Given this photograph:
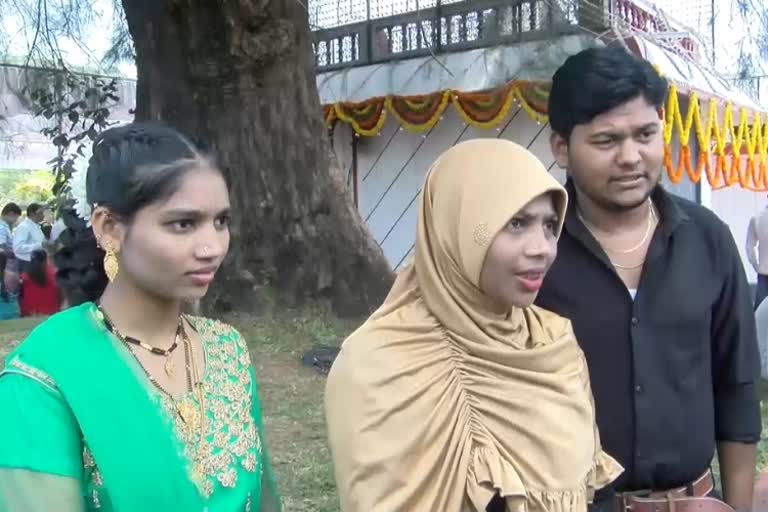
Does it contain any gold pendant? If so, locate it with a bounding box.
[191,465,206,490]
[176,399,200,431]
[164,357,175,377]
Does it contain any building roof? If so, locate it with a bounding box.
[316,32,762,112]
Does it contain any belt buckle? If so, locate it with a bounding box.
[618,489,649,512]
[619,496,634,511]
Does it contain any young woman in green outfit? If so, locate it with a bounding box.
[0,123,280,512]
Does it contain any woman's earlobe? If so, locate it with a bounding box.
[90,208,123,256]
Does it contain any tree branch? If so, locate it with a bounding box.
[1,0,132,72]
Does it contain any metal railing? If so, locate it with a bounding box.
[312,0,579,71]
[310,0,703,71]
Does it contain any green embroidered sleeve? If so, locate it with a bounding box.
[0,360,86,511]
[0,360,83,478]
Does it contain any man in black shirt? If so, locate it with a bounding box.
[535,46,762,512]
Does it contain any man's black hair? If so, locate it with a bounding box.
[27,203,43,217]
[548,45,668,140]
[1,203,20,216]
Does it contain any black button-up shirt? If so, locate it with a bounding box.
[535,180,762,495]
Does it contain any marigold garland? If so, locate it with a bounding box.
[663,85,768,190]
[514,82,549,123]
[324,81,549,133]
[334,98,387,137]
[453,83,519,129]
[323,105,336,126]
[323,79,768,191]
[385,91,451,133]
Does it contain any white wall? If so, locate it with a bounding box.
[347,106,560,270]
[696,151,764,284]
[709,182,765,284]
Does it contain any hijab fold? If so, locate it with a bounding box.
[326,139,622,512]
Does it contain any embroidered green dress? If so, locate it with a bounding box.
[0,303,281,512]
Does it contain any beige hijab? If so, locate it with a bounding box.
[325,139,622,512]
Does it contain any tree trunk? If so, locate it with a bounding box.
[121,0,394,316]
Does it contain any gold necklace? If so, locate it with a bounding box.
[186,323,205,442]
[610,259,646,270]
[96,304,181,377]
[96,303,206,479]
[178,321,208,484]
[578,201,655,254]
[606,207,657,270]
[174,320,202,433]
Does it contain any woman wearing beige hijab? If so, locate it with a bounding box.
[325,139,622,512]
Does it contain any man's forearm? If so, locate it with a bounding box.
[718,441,757,511]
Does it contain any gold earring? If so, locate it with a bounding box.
[103,244,119,282]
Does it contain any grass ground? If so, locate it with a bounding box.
[229,310,358,512]
[0,312,766,511]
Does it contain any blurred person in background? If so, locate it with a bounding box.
[0,252,20,320]
[746,197,768,309]
[0,203,22,274]
[13,203,46,273]
[20,249,60,317]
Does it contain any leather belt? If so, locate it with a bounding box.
[612,471,732,512]
[617,497,733,512]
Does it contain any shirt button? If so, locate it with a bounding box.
[631,317,639,326]
[635,384,643,394]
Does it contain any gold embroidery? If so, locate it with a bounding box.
[159,318,263,498]
[83,446,103,508]
[82,448,94,467]
[219,467,237,487]
[473,222,492,246]
[242,452,257,472]
[201,478,214,499]
[6,359,58,392]
[177,397,202,433]
[245,494,252,512]
[76,319,262,502]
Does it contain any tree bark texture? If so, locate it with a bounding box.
[121,0,394,316]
